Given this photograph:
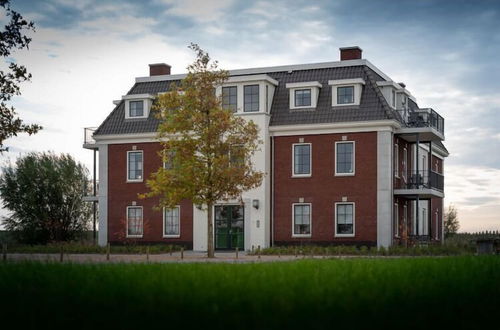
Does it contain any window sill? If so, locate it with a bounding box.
[127,179,144,183]
[335,173,355,177]
[292,234,312,238]
[335,234,355,238]
[292,174,312,178]
[126,235,143,238]
[163,235,181,238]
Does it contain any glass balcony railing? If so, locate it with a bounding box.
[404,108,444,135]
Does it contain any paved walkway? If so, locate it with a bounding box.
[3,251,312,263]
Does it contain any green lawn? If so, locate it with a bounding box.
[1,257,499,329]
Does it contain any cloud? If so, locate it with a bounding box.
[158,0,235,22]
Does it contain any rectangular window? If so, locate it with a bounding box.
[129,100,144,117]
[403,204,408,237]
[336,203,354,236]
[335,141,355,175]
[244,85,259,112]
[435,211,439,240]
[394,143,399,177]
[127,206,143,237]
[164,206,180,237]
[294,89,311,107]
[394,203,399,237]
[293,204,311,236]
[229,145,245,167]
[403,147,407,181]
[222,86,237,112]
[293,143,311,176]
[337,86,354,104]
[163,150,175,170]
[127,151,143,181]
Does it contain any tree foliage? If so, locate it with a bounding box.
[0,152,92,243]
[141,43,264,257]
[444,204,459,237]
[0,0,41,152]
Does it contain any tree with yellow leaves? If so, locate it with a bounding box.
[141,44,264,258]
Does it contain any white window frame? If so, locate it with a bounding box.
[286,81,322,109]
[292,203,312,238]
[394,143,399,178]
[394,203,399,237]
[126,206,143,238]
[403,204,408,237]
[329,78,365,107]
[334,141,355,176]
[334,202,355,237]
[127,150,143,183]
[163,206,181,238]
[123,94,154,119]
[292,143,312,178]
[435,210,439,240]
[402,147,408,182]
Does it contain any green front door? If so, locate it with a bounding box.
[215,205,244,250]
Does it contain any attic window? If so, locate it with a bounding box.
[337,86,354,104]
[122,94,154,119]
[295,89,311,107]
[328,78,365,107]
[286,81,322,110]
[129,101,144,117]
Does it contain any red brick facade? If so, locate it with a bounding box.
[107,142,193,248]
[273,132,378,246]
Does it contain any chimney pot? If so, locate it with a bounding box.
[149,63,171,76]
[339,46,363,60]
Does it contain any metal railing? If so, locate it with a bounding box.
[402,108,444,135]
[400,170,444,191]
[84,127,97,145]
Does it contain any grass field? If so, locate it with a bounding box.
[1,257,499,329]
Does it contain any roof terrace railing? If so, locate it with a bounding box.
[405,108,444,135]
[84,127,97,145]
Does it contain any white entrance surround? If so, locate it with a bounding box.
[97,144,108,246]
[192,113,271,252]
[377,130,393,248]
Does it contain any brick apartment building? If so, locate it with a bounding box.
[83,46,448,250]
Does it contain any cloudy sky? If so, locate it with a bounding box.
[1,0,499,232]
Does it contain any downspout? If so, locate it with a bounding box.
[428,140,432,240]
[270,135,275,247]
[93,148,97,244]
[415,133,419,237]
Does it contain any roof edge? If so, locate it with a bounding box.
[135,59,392,83]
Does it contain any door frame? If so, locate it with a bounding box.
[213,203,245,250]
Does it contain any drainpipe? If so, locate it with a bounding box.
[270,136,275,247]
[93,149,97,244]
[415,133,419,237]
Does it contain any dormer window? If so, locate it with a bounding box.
[329,78,365,107]
[337,86,354,104]
[286,81,322,110]
[122,94,154,119]
[129,100,144,117]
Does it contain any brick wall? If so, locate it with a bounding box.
[107,142,193,247]
[273,132,378,246]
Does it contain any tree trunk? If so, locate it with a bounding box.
[207,202,215,258]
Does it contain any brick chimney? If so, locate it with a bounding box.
[339,46,363,60]
[149,63,171,76]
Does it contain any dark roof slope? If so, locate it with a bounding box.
[95,64,398,136]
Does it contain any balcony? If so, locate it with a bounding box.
[394,170,444,198]
[83,179,99,202]
[83,127,98,149]
[397,108,445,142]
